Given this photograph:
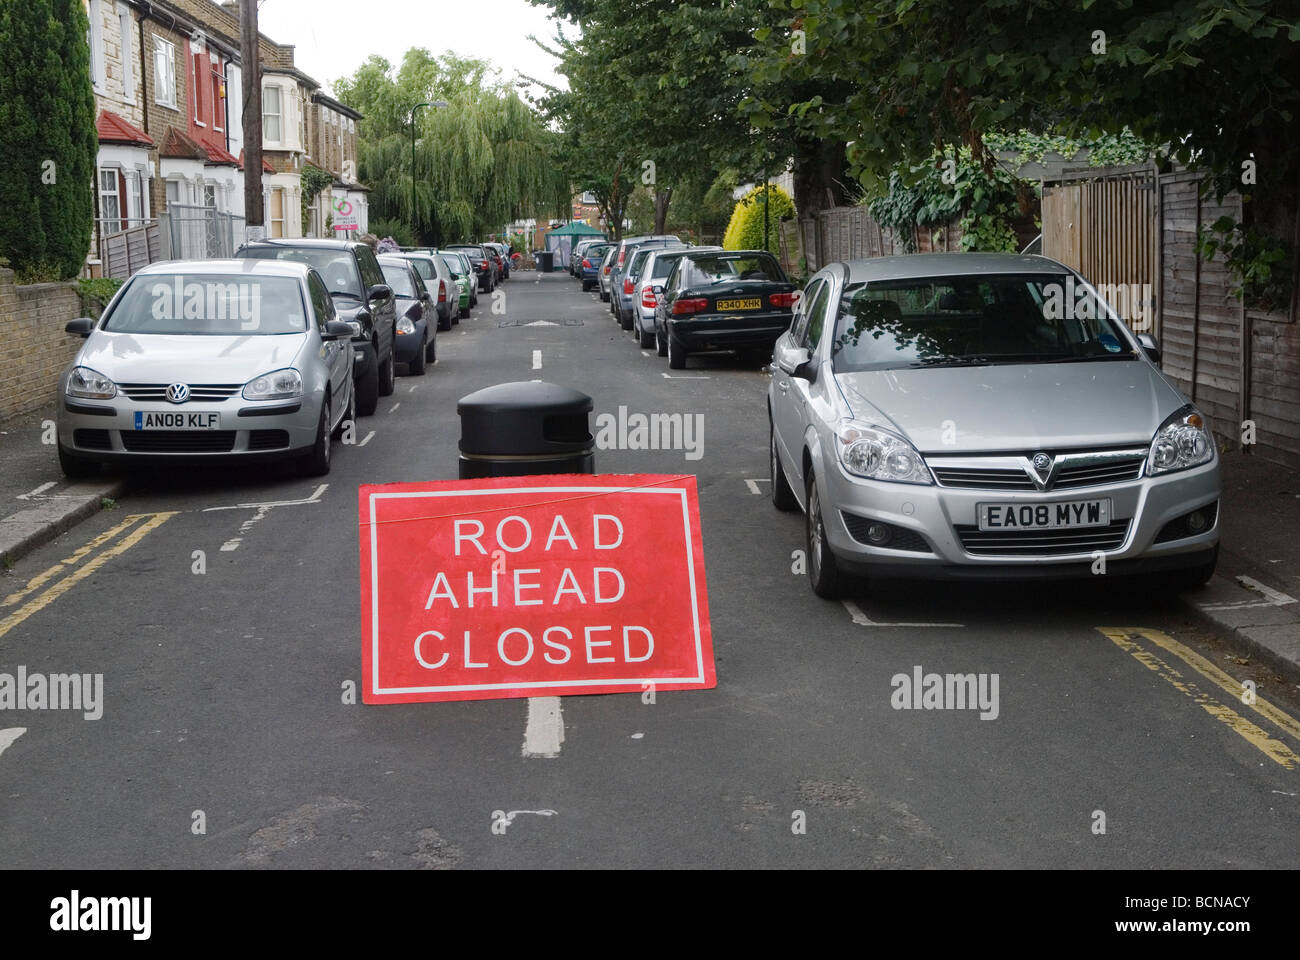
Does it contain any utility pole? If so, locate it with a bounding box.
[240,0,264,240]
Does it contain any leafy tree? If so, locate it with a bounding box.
[723,183,794,253]
[0,0,96,280]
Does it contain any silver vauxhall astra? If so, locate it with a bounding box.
[57,259,356,478]
[768,254,1221,598]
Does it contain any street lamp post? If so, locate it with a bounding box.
[410,100,448,239]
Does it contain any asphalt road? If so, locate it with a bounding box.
[2,271,1298,869]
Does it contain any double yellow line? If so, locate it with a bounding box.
[1098,627,1300,769]
[0,512,176,641]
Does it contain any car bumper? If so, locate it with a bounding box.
[816,453,1221,579]
[393,322,428,365]
[57,395,321,461]
[669,314,790,351]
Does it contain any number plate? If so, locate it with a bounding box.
[134,411,221,431]
[716,298,761,311]
[977,499,1111,531]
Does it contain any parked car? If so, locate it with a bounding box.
[655,249,795,367]
[489,242,511,280]
[446,244,496,292]
[767,253,1221,598]
[609,235,680,322]
[614,238,685,328]
[398,251,457,330]
[236,238,396,416]
[579,242,613,291]
[597,246,617,302]
[436,251,474,317]
[630,245,717,347]
[57,259,355,478]
[377,256,436,374]
[572,238,605,277]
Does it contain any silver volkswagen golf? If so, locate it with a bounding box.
[57,259,356,478]
[768,254,1221,597]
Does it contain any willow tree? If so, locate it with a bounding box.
[339,52,567,244]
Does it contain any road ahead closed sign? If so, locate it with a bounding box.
[359,474,715,703]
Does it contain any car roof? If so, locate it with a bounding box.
[681,248,771,258]
[131,258,313,279]
[839,252,1071,283]
[377,254,415,267]
[240,238,360,251]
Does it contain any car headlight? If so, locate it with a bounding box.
[397,316,415,335]
[835,420,933,484]
[1147,405,1215,475]
[242,368,303,401]
[66,366,117,400]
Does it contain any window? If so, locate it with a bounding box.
[804,281,832,350]
[203,183,216,209]
[263,85,281,142]
[120,10,135,103]
[125,172,144,227]
[88,0,105,90]
[307,271,334,334]
[191,53,203,123]
[298,94,306,149]
[791,280,822,344]
[166,179,181,206]
[154,37,177,108]
[98,168,121,235]
[212,68,223,130]
[269,187,284,238]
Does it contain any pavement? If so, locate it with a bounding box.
[2,271,1299,869]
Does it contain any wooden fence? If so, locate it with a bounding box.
[98,221,162,279]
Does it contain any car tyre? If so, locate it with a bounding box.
[1163,545,1219,592]
[301,396,332,477]
[459,305,470,319]
[582,280,593,292]
[425,334,437,365]
[600,289,610,302]
[58,443,100,479]
[656,325,668,357]
[409,333,427,375]
[355,344,380,416]
[805,470,846,599]
[667,334,687,369]
[378,343,396,396]
[638,323,654,348]
[770,422,798,512]
[620,309,634,332]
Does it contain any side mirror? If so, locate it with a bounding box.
[652,285,664,295]
[1136,333,1161,365]
[367,283,392,302]
[775,340,816,382]
[323,320,355,341]
[65,317,95,338]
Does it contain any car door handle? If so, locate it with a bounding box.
[777,380,790,392]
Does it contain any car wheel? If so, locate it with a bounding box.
[805,470,846,599]
[620,309,634,332]
[301,396,332,477]
[355,345,380,416]
[378,344,395,396]
[451,310,459,327]
[770,421,798,512]
[426,335,437,365]
[459,305,470,319]
[600,289,610,302]
[638,323,654,348]
[667,335,687,369]
[333,381,355,440]
[57,443,100,479]
[409,334,427,375]
[439,312,452,331]
[656,325,668,357]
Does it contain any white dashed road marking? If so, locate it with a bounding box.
[744,479,769,495]
[532,349,542,370]
[662,373,710,380]
[0,728,26,760]
[842,599,964,628]
[358,430,375,447]
[389,403,400,413]
[16,482,57,500]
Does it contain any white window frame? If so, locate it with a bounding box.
[153,36,177,108]
[263,85,282,143]
[88,0,106,92]
[98,167,121,235]
[269,186,285,238]
[119,9,135,103]
[212,63,224,132]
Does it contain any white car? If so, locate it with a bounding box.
[57,259,356,478]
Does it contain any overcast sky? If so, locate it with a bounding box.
[255,0,571,98]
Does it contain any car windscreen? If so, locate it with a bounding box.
[628,249,652,277]
[585,244,612,262]
[406,257,436,281]
[239,247,362,298]
[830,273,1137,372]
[651,251,686,279]
[679,253,785,286]
[380,264,416,298]
[437,256,462,278]
[102,274,308,335]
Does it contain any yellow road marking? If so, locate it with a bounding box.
[1098,628,1300,770]
[2,514,148,608]
[0,512,176,642]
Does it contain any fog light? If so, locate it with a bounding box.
[1186,510,1208,534]
[866,522,892,545]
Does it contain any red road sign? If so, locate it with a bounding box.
[359,474,715,703]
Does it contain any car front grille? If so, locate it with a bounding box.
[954,520,1131,556]
[928,448,1148,491]
[119,383,241,401]
[73,429,113,450]
[119,430,236,453]
[248,429,290,451]
[931,467,1034,490]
